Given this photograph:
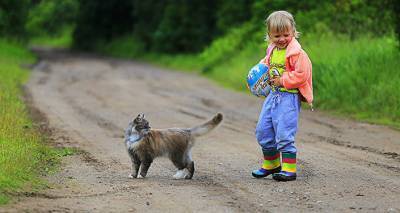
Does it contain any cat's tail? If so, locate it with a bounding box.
[190,113,223,137]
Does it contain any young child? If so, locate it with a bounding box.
[251,11,313,181]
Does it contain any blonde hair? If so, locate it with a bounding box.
[265,11,300,41]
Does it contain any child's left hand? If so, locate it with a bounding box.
[271,77,282,87]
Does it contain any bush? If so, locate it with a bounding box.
[25,0,78,37]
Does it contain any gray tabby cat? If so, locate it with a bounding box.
[124,113,223,179]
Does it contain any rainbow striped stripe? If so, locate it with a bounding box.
[262,150,280,170]
[281,153,296,173]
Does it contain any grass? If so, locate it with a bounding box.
[0,39,69,204]
[29,27,73,48]
[304,34,400,128]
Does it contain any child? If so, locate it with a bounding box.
[251,11,313,181]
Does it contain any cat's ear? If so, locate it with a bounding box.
[139,113,145,119]
[134,114,143,121]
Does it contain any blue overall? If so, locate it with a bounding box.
[255,90,300,154]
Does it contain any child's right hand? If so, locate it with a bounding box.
[271,76,282,87]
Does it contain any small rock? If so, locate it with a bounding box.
[146,201,150,206]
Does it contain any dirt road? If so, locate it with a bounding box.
[2,49,400,212]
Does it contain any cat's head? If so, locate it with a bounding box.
[130,113,151,135]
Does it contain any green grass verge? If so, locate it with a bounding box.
[0,39,71,205]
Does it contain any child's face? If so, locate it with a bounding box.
[269,29,293,49]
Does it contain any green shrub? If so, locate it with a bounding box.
[26,0,78,37]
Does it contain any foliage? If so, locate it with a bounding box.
[73,0,135,50]
[0,0,31,39]
[199,23,260,73]
[132,1,167,51]
[152,0,218,53]
[251,0,394,39]
[95,35,145,59]
[25,0,78,37]
[393,0,400,46]
[215,0,255,34]
[0,0,399,50]
[72,0,256,53]
[71,0,397,53]
[29,26,74,48]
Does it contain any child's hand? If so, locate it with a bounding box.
[271,76,282,87]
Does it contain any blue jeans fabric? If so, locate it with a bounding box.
[255,91,300,154]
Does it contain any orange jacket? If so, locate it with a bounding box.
[261,38,313,104]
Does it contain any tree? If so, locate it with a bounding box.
[152,0,218,53]
[0,0,31,39]
[73,0,135,50]
[215,0,254,34]
[133,1,167,50]
[393,0,400,46]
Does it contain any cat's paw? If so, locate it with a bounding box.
[128,174,136,179]
[173,169,189,179]
[137,174,144,179]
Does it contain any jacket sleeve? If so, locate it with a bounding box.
[280,50,312,89]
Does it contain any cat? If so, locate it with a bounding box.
[124,113,223,179]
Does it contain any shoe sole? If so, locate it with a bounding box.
[252,167,282,178]
[272,175,296,182]
[252,173,269,178]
